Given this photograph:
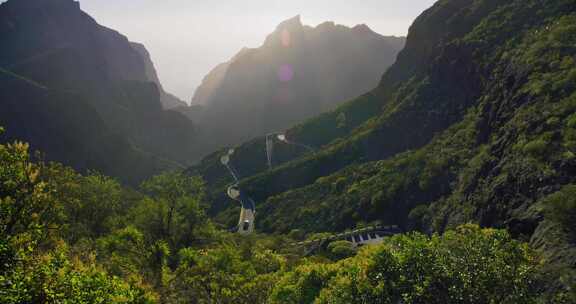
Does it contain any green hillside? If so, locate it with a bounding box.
[193,0,576,290]
[1,138,570,302]
[2,0,576,302]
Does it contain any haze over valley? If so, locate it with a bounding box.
[75,0,436,103]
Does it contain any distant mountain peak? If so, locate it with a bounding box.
[352,24,375,34]
[1,0,80,10]
[189,15,407,153]
[276,15,303,31]
[316,21,336,29]
[263,15,306,48]
[130,42,187,109]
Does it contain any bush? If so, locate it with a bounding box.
[544,185,576,240]
[523,139,548,158]
[327,241,356,260]
[566,114,576,129]
[271,225,541,304]
[408,204,431,230]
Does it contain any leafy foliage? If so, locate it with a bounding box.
[271,225,540,304]
[0,131,571,302]
[188,0,576,298]
[137,172,211,248]
[544,185,576,241]
[0,140,154,303]
[3,0,576,302]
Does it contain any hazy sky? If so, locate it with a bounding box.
[72,1,436,102]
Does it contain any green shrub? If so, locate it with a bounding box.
[566,114,576,128]
[327,241,356,260]
[547,117,561,127]
[544,185,576,240]
[523,139,549,157]
[271,225,541,304]
[408,204,431,230]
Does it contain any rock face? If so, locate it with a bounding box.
[186,16,405,154]
[131,42,187,109]
[0,0,197,184]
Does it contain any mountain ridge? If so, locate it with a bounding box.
[0,0,197,183]
[185,16,406,157]
[190,0,576,291]
[131,42,187,109]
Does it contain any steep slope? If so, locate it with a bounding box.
[0,69,170,185]
[190,61,230,106]
[186,16,405,154]
[250,0,576,232]
[131,42,187,109]
[190,3,490,211]
[192,0,576,288]
[0,0,198,182]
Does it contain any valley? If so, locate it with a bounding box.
[0,0,575,303]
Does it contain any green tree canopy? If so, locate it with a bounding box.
[271,225,540,304]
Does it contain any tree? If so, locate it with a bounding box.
[327,240,356,260]
[544,185,576,241]
[0,138,153,303]
[42,163,128,242]
[171,243,285,304]
[136,172,210,249]
[271,225,541,304]
[0,141,55,239]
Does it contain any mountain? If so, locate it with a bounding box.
[185,16,405,154]
[0,69,170,184]
[190,0,576,288]
[131,42,187,109]
[190,61,230,106]
[0,0,197,184]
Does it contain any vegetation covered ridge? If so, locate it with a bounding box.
[191,0,576,296]
[1,133,570,302]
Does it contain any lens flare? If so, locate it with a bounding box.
[277,64,294,82]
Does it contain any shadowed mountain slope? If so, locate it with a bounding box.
[131,42,187,109]
[0,0,197,183]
